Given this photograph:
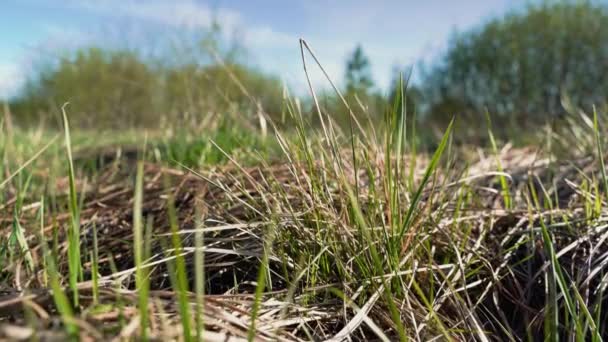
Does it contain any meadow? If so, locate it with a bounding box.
[2,71,608,341]
[2,2,608,339]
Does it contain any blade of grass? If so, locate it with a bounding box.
[11,213,34,272]
[62,103,81,307]
[396,118,454,247]
[133,160,149,340]
[91,223,99,305]
[164,179,192,342]
[486,111,512,209]
[248,217,279,341]
[0,135,59,190]
[41,231,78,337]
[194,204,206,341]
[593,106,608,205]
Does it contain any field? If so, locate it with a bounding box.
[2,98,608,341]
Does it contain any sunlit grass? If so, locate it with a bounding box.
[1,77,608,341]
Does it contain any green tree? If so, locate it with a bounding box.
[345,45,374,96]
[332,44,387,127]
[164,63,284,124]
[12,45,284,130]
[424,1,608,127]
[14,47,159,129]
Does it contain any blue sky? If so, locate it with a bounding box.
[0,0,541,99]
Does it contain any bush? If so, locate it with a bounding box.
[164,63,284,123]
[424,2,608,128]
[11,46,285,130]
[14,47,159,129]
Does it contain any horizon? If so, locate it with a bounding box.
[0,0,591,100]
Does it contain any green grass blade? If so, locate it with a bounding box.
[396,118,454,244]
[62,104,81,307]
[194,205,206,341]
[133,161,149,340]
[165,182,192,342]
[593,106,608,204]
[486,111,512,209]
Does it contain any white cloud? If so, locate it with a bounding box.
[34,24,96,53]
[244,26,296,49]
[75,0,292,47]
[42,0,438,94]
[110,1,241,31]
[70,0,316,90]
[0,63,24,100]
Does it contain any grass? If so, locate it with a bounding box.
[2,79,608,341]
[62,104,82,308]
[133,160,149,339]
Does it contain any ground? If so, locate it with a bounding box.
[1,117,607,341]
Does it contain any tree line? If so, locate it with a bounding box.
[8,1,608,136]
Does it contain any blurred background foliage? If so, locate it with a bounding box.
[10,46,284,131]
[421,1,608,139]
[6,1,608,146]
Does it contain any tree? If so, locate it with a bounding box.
[13,47,158,129]
[345,45,374,96]
[12,46,284,130]
[164,63,283,123]
[423,1,608,127]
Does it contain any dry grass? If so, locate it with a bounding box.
[2,137,608,340]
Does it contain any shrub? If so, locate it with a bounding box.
[424,2,608,128]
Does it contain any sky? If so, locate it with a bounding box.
[0,0,537,100]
